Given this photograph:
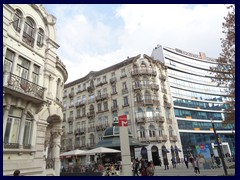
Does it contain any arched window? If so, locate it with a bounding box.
[37,28,44,47]
[149,124,155,137]
[140,126,145,138]
[169,126,173,137]
[13,9,22,32]
[23,17,36,47]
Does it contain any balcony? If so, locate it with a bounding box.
[96,124,109,131]
[88,127,95,133]
[96,94,108,101]
[135,117,146,123]
[96,109,109,114]
[87,111,95,119]
[131,68,157,76]
[156,135,168,141]
[134,101,144,106]
[110,77,117,84]
[133,84,142,91]
[3,72,45,103]
[74,128,86,135]
[76,88,87,94]
[144,99,153,105]
[69,92,74,98]
[111,105,119,112]
[76,101,86,108]
[169,135,178,142]
[120,74,127,79]
[164,102,172,108]
[67,117,74,123]
[122,88,128,95]
[154,116,164,123]
[153,100,160,106]
[87,86,94,92]
[122,103,129,108]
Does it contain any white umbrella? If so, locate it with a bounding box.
[60,149,87,156]
[86,147,121,155]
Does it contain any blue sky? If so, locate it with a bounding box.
[44,4,228,83]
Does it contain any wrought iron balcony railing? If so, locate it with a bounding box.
[4,72,45,100]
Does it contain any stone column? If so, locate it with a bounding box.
[3,104,11,142]
[51,128,62,176]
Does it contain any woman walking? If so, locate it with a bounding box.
[193,157,200,175]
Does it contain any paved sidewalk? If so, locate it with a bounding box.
[154,163,235,176]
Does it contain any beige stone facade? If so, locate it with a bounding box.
[3,4,68,176]
[62,54,183,163]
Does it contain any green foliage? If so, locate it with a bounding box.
[210,5,235,125]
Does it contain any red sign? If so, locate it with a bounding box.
[118,115,128,127]
[200,144,205,150]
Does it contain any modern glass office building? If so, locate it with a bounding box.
[151,45,235,157]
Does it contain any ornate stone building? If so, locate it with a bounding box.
[3,4,68,176]
[62,54,183,165]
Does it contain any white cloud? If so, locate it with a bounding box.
[45,4,228,83]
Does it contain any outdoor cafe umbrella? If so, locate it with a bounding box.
[86,147,120,155]
[60,149,87,157]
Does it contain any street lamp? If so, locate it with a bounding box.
[211,119,228,176]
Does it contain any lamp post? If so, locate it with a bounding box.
[211,119,228,176]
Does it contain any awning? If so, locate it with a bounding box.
[162,148,170,153]
[175,148,182,152]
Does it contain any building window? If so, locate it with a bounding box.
[97,78,101,85]
[123,96,128,106]
[23,113,33,146]
[82,95,86,103]
[149,125,156,137]
[112,84,117,94]
[4,107,22,146]
[111,72,115,77]
[69,123,73,133]
[82,107,86,116]
[113,100,117,108]
[136,93,142,103]
[98,103,102,112]
[77,85,81,92]
[37,28,44,47]
[4,49,15,72]
[140,127,145,138]
[16,56,30,80]
[32,64,40,84]
[13,9,22,33]
[103,101,108,111]
[76,109,80,118]
[121,68,126,77]
[70,98,74,107]
[102,75,106,83]
[123,82,127,89]
[159,125,164,136]
[23,17,35,47]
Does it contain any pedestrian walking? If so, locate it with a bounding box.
[193,157,200,175]
[171,156,177,168]
[163,158,169,170]
[146,162,154,176]
[184,155,189,168]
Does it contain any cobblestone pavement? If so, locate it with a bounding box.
[153,163,235,176]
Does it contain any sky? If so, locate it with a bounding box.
[44,4,228,83]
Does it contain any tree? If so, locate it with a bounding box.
[210,4,235,125]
